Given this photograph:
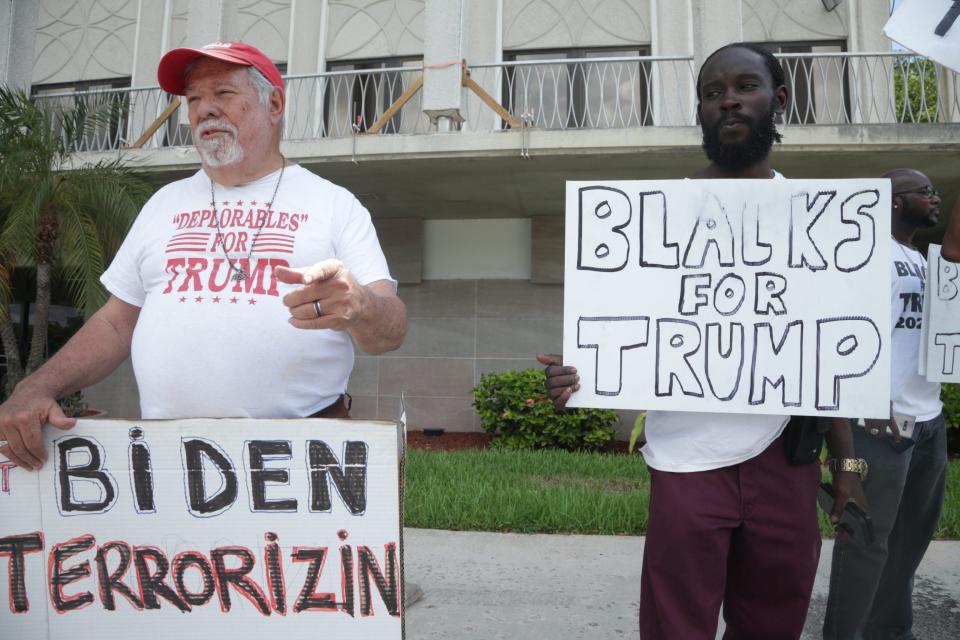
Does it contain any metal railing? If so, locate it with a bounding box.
[30,52,959,153]
[284,65,431,139]
[465,56,697,130]
[777,52,959,125]
[32,85,192,152]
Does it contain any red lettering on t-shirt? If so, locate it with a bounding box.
[163,258,186,294]
[178,258,208,292]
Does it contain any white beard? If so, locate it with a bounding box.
[195,118,244,167]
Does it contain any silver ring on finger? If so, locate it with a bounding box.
[313,300,323,318]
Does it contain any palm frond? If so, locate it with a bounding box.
[0,83,152,332]
[55,202,106,316]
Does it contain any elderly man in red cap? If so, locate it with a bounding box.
[0,42,406,469]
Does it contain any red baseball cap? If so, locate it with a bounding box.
[158,41,284,95]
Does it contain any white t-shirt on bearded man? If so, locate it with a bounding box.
[101,165,395,419]
[640,171,789,473]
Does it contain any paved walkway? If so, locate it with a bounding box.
[403,528,960,639]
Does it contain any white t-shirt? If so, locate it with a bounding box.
[640,172,789,473]
[641,412,788,473]
[889,239,942,421]
[101,165,394,419]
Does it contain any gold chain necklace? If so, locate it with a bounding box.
[209,160,285,281]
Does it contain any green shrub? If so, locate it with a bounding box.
[943,383,960,430]
[471,369,618,451]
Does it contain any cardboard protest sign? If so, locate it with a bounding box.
[0,419,404,640]
[884,0,960,73]
[563,179,891,418]
[922,243,960,381]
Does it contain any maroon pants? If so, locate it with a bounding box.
[639,436,822,640]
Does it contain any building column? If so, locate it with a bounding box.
[123,1,174,148]
[131,0,169,88]
[460,0,501,132]
[846,0,894,123]
[283,0,328,139]
[422,0,467,130]
[689,0,742,69]
[650,0,695,126]
[186,0,236,47]
[1,0,39,90]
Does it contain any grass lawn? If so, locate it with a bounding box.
[404,448,960,539]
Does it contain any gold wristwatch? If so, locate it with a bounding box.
[828,457,868,481]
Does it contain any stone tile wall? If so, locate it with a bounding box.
[347,279,563,431]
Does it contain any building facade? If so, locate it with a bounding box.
[2,0,958,434]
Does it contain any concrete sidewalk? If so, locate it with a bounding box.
[403,528,960,639]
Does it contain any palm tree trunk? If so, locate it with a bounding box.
[27,205,57,374]
[0,310,23,396]
[26,262,52,373]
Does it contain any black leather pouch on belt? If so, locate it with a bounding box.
[783,415,830,465]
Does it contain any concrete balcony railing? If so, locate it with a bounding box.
[777,52,959,125]
[464,56,698,130]
[30,52,960,154]
[284,64,431,139]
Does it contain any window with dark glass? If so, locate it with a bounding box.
[760,41,847,124]
[31,77,132,151]
[502,47,652,129]
[324,57,423,135]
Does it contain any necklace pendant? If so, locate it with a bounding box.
[232,268,248,282]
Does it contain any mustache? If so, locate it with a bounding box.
[715,111,755,130]
[196,118,238,137]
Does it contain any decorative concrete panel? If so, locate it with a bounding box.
[476,316,563,358]
[477,280,563,318]
[33,0,138,83]
[387,317,477,358]
[503,0,650,50]
[376,217,423,284]
[379,394,476,430]
[168,0,190,49]
[327,0,425,61]
[741,0,848,43]
[231,0,291,63]
[380,356,475,397]
[531,216,564,283]
[399,280,477,318]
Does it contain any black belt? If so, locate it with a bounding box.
[309,393,352,419]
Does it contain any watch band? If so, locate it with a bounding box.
[829,457,868,481]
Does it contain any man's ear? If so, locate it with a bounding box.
[774,84,788,115]
[269,87,285,124]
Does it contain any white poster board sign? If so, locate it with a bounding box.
[884,0,960,73]
[923,243,960,381]
[563,179,891,418]
[0,419,403,640]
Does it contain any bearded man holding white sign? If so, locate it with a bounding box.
[540,43,867,640]
[0,42,406,470]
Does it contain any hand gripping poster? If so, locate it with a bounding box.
[563,179,891,418]
[0,418,405,640]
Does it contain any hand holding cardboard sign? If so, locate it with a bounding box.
[0,387,75,471]
[537,353,580,409]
